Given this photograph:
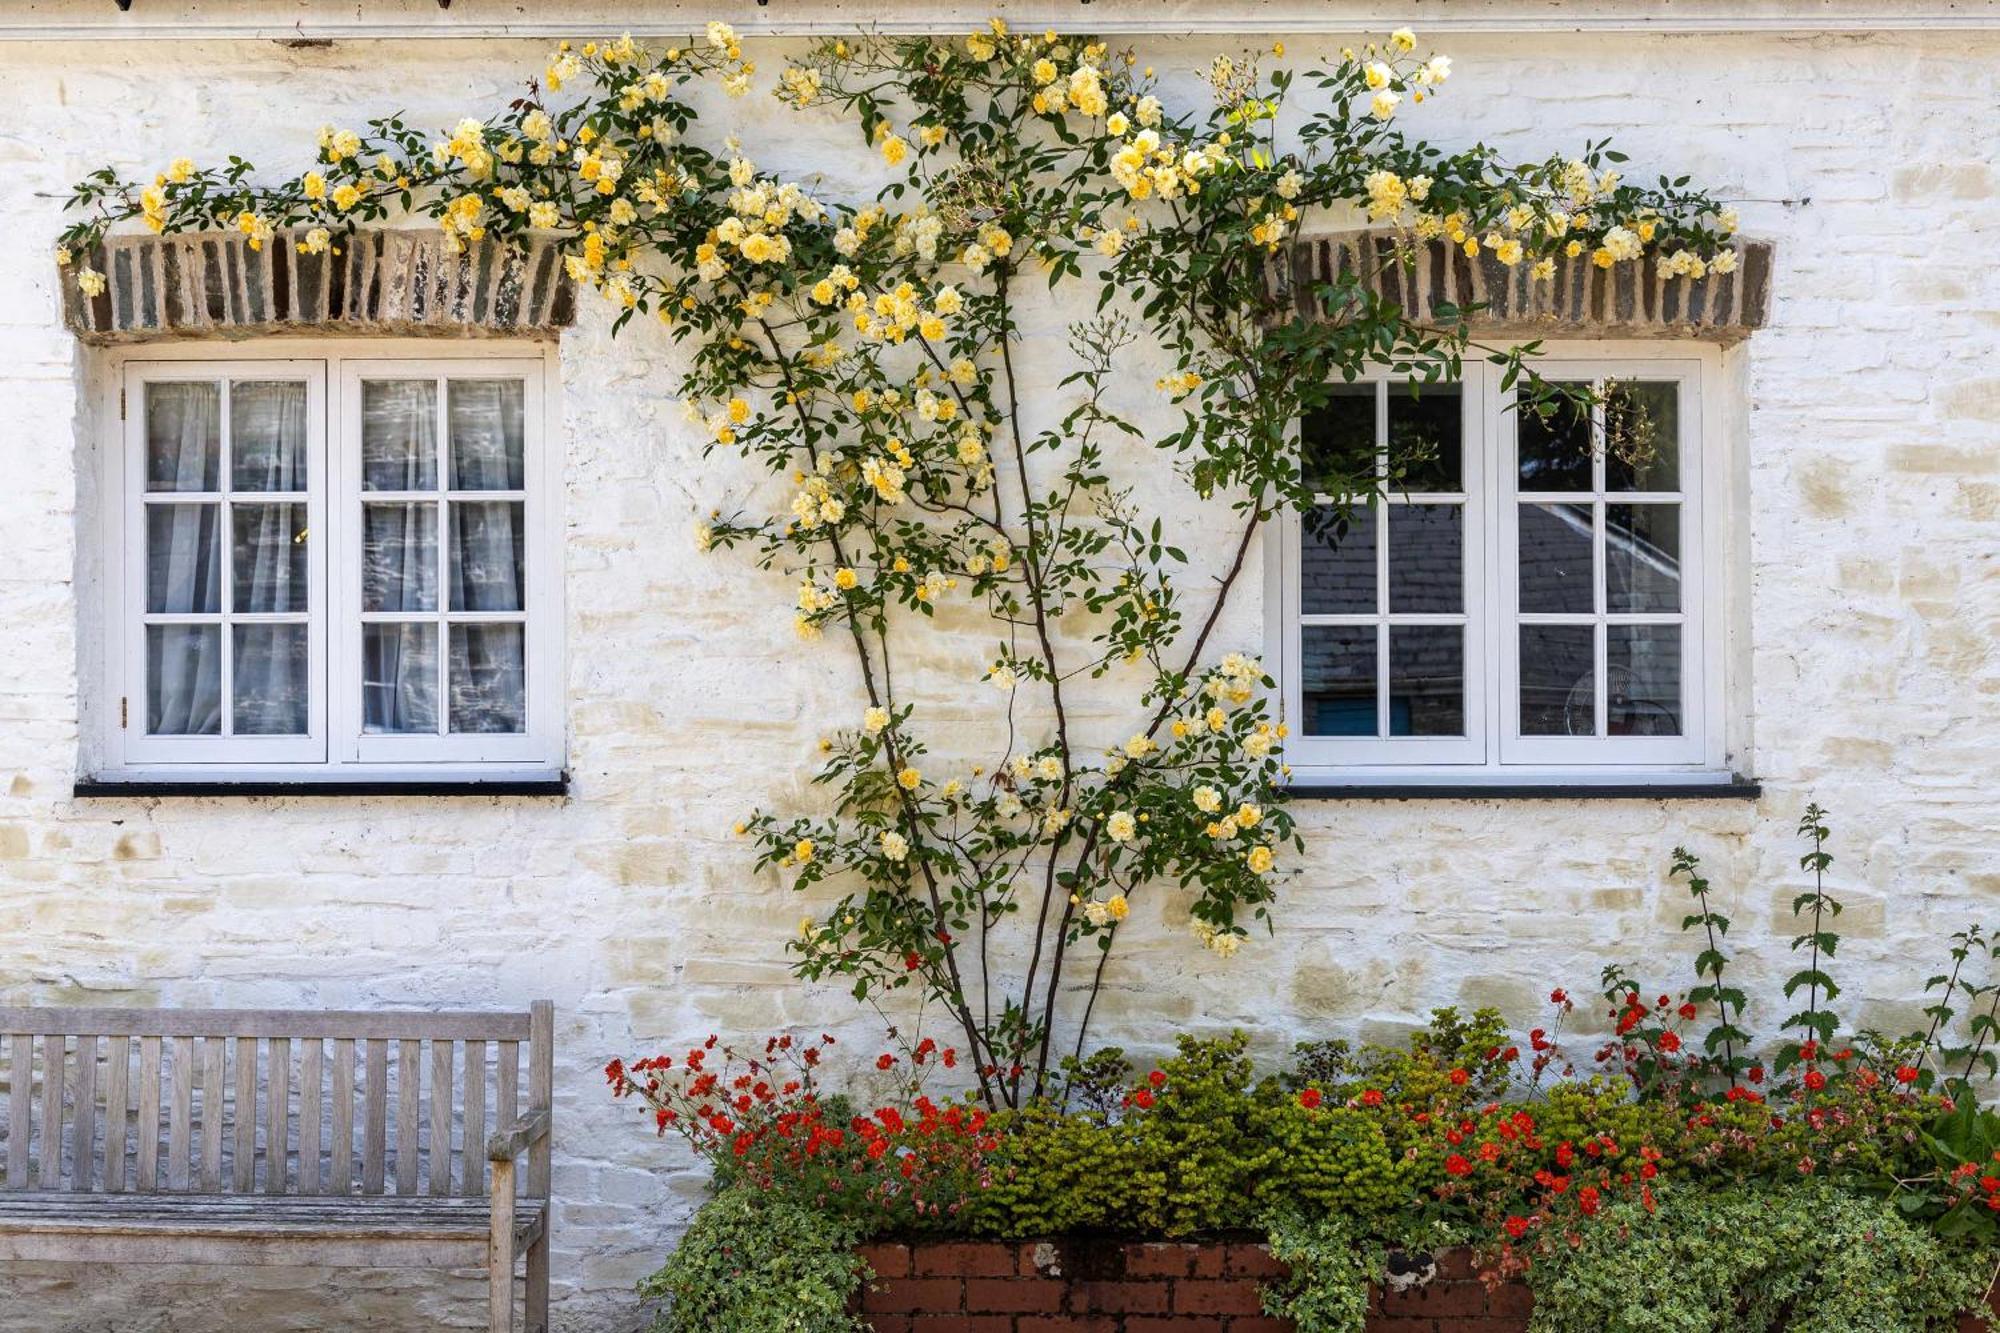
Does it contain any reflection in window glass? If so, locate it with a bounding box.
[1387,505,1461,614]
[145,382,221,493]
[362,380,439,492]
[1389,626,1463,737]
[146,504,223,614]
[1300,383,1376,495]
[146,625,222,735]
[1302,626,1377,736]
[232,624,309,735]
[1387,384,1461,492]
[229,381,309,492]
[362,623,439,734]
[1517,385,1592,491]
[1604,381,1679,491]
[231,503,308,614]
[1520,624,1594,736]
[1518,504,1594,614]
[450,624,527,734]
[1606,503,1680,614]
[1300,506,1376,615]
[1609,624,1682,736]
[449,380,526,490]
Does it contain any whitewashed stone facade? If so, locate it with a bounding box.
[2,3,1998,1328]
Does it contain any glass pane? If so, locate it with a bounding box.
[229,381,309,492]
[1607,503,1681,614]
[1300,505,1376,615]
[1609,624,1683,736]
[1388,384,1461,492]
[1520,624,1595,736]
[1605,381,1680,492]
[1387,504,1462,613]
[231,503,308,614]
[1301,625,1377,737]
[449,623,527,734]
[146,624,221,735]
[1389,625,1463,737]
[146,504,222,614]
[232,623,308,736]
[1518,503,1595,614]
[362,380,438,492]
[1517,384,1592,492]
[363,503,440,613]
[449,380,526,490]
[362,623,439,734]
[448,501,526,612]
[145,382,221,492]
[1300,383,1376,495]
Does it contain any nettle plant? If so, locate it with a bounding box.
[62,21,1737,1108]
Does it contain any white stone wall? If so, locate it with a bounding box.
[1,19,1997,1331]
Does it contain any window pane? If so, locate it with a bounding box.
[231,503,308,614]
[1517,385,1592,492]
[1609,624,1682,736]
[448,501,526,612]
[1607,503,1680,614]
[232,623,308,735]
[362,623,439,734]
[1605,381,1679,492]
[362,380,438,492]
[146,504,222,614]
[363,503,440,613]
[1389,626,1463,737]
[145,382,220,492]
[229,381,309,492]
[1300,383,1375,495]
[1388,384,1460,492]
[1301,625,1377,737]
[1518,503,1594,614]
[450,624,526,734]
[1387,504,1461,613]
[449,380,526,490]
[1300,505,1376,615]
[146,624,221,735]
[1520,624,1595,736]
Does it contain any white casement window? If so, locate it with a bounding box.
[101,347,562,784]
[1272,349,1728,786]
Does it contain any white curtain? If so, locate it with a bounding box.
[362,381,441,733]
[230,382,309,735]
[145,383,223,735]
[444,381,526,733]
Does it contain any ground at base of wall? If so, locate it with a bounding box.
[855,1238,1528,1332]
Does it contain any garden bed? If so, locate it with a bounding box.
[856,1239,1531,1332]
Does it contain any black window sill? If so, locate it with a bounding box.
[1288,780,1761,801]
[73,776,569,799]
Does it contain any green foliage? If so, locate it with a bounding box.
[1259,1209,1378,1333]
[1671,846,1751,1085]
[1778,803,1843,1071]
[640,1185,866,1333]
[1527,1183,1990,1333]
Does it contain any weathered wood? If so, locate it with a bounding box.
[362,1039,387,1196]
[300,1039,323,1195]
[6,1034,30,1189]
[463,1041,486,1199]
[331,1038,354,1196]
[524,1001,553,1333]
[489,1154,517,1333]
[168,1036,193,1192]
[266,1037,290,1195]
[496,1041,518,1140]
[430,1041,454,1196]
[135,1037,160,1193]
[37,1036,63,1190]
[69,1037,97,1192]
[199,1038,226,1192]
[396,1040,420,1196]
[485,1109,549,1164]
[232,1038,256,1193]
[103,1036,129,1194]
[0,1010,532,1042]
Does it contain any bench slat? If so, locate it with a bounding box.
[362,1039,387,1196]
[0,1010,531,1041]
[266,1038,290,1195]
[396,1040,420,1196]
[232,1039,256,1193]
[331,1038,354,1196]
[168,1036,193,1192]
[199,1039,226,1192]
[300,1040,323,1195]
[429,1041,453,1197]
[103,1037,129,1194]
[135,1037,160,1193]
[38,1036,63,1190]
[463,1040,486,1199]
[7,1034,30,1189]
[70,1037,96,1192]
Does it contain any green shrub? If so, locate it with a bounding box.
[639,1185,866,1333]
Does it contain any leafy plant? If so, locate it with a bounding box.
[639,1184,866,1333]
[1672,846,1750,1087]
[1259,1209,1379,1333]
[1777,803,1843,1074]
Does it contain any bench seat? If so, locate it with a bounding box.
[0,1192,547,1266]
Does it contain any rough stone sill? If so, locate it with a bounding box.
[73,776,569,799]
[1290,780,1762,801]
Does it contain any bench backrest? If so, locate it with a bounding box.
[0,1004,552,1199]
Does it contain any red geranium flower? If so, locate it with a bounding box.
[1299,1088,1324,1110]
[1360,1088,1385,1107]
[1504,1215,1530,1240]
[1445,1154,1473,1177]
[1895,1065,1920,1085]
[1803,1069,1827,1092]
[1448,1068,1470,1087]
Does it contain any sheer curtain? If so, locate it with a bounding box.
[145,383,223,735]
[445,381,526,734]
[230,381,309,735]
[362,381,440,733]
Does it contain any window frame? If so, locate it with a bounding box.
[95,339,565,786]
[1269,343,1730,788]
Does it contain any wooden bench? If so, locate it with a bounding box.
[0,1002,553,1333]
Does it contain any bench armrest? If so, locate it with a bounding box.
[486,1107,551,1163]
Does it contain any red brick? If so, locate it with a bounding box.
[1439,1320,1529,1333]
[1125,1319,1225,1333]
[1190,1244,1229,1278]
[1432,1249,1480,1281]
[1074,1279,1172,1314]
[1020,1240,1064,1276]
[1224,1242,1290,1280]
[861,1278,963,1314]
[1176,1279,1267,1316]
[965,1277,1067,1313]
[858,1241,912,1279]
[1362,1319,1439,1333]
[1225,1319,1294,1333]
[915,1241,1017,1278]
[910,1318,1009,1333]
[1124,1241,1201,1278]
[861,1317,911,1333]
[1016,1317,1122,1332]
[1378,1279,1487,1318]
[1486,1281,1535,1317]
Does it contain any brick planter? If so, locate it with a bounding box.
[855,1237,1531,1332]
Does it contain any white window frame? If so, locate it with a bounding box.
[95,340,565,785]
[1270,344,1730,787]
